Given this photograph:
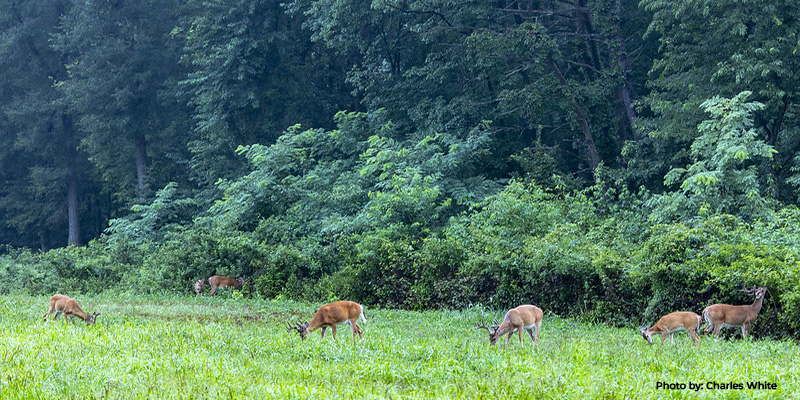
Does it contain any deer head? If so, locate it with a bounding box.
[475,319,500,345]
[741,285,766,299]
[86,312,101,325]
[287,317,310,340]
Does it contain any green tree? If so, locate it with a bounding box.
[291,0,651,182]
[640,0,800,200]
[0,0,88,248]
[652,92,776,221]
[53,0,191,204]
[178,0,355,189]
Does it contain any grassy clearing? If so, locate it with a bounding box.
[0,294,797,399]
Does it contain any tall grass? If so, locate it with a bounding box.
[0,294,796,399]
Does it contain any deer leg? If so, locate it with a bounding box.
[43,306,55,321]
[741,324,748,339]
[660,333,667,346]
[352,319,363,340]
[703,318,713,335]
[689,329,701,347]
[209,286,218,296]
[712,324,723,339]
[526,328,535,342]
[320,326,327,340]
[669,332,675,344]
[331,325,337,340]
[518,329,524,344]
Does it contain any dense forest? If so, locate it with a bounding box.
[1,0,800,336]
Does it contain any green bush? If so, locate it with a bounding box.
[5,177,800,340]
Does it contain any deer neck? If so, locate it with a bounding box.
[70,306,89,320]
[750,296,764,314]
[496,321,514,336]
[307,319,323,333]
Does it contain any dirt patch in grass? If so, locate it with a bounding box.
[113,307,307,325]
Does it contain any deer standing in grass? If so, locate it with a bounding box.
[640,311,702,347]
[288,301,366,343]
[476,304,543,345]
[208,275,244,296]
[703,286,767,339]
[43,294,100,325]
[194,279,205,295]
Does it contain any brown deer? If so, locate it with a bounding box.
[703,286,767,339]
[43,294,100,325]
[288,301,366,343]
[640,311,702,347]
[194,279,205,295]
[476,304,543,345]
[208,275,244,296]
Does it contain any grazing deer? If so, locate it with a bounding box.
[640,311,702,347]
[703,285,767,339]
[43,294,100,325]
[476,304,543,345]
[287,301,366,343]
[194,279,205,295]
[208,275,245,296]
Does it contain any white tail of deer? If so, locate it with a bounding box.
[194,279,205,295]
[43,294,100,325]
[640,311,701,347]
[288,301,366,343]
[208,275,244,296]
[476,304,543,345]
[702,286,767,339]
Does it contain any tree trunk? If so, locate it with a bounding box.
[574,0,602,79]
[611,0,636,141]
[39,228,50,252]
[549,58,600,173]
[63,113,81,246]
[134,130,147,199]
[67,164,80,246]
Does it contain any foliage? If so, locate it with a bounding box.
[640,0,800,200]
[651,92,777,221]
[105,183,198,245]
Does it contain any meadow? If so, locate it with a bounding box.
[0,294,798,399]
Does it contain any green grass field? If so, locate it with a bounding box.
[0,294,797,399]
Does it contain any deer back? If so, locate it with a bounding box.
[650,311,701,333]
[48,294,70,309]
[495,304,542,338]
[705,286,766,325]
[504,305,542,328]
[208,275,243,289]
[310,301,361,329]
